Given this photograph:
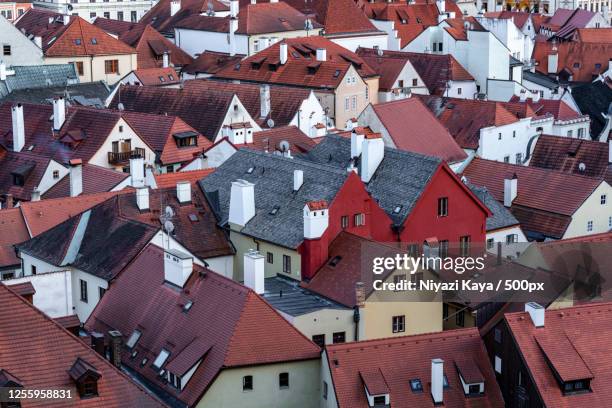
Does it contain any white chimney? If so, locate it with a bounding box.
[230,0,239,17]
[431,359,444,405]
[280,42,288,65]
[11,104,25,152]
[63,15,70,25]
[436,0,445,13]
[608,140,612,164]
[0,62,15,81]
[525,302,545,327]
[350,130,364,158]
[229,18,238,57]
[130,156,145,188]
[229,179,255,226]
[360,136,385,183]
[244,250,265,294]
[603,6,609,24]
[34,36,42,49]
[316,48,326,61]
[176,181,191,203]
[136,186,149,211]
[31,189,41,202]
[162,52,169,68]
[164,249,193,287]
[170,0,181,16]
[69,159,83,197]
[503,175,518,207]
[293,169,303,191]
[547,53,558,74]
[519,89,527,102]
[53,97,66,131]
[260,85,271,119]
[303,201,329,239]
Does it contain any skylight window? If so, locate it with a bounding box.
[47,36,57,45]
[168,74,175,80]
[74,39,81,45]
[409,379,423,392]
[269,205,280,215]
[393,205,403,214]
[152,348,170,369]
[328,256,342,267]
[333,70,341,78]
[91,38,98,45]
[183,300,193,312]
[159,76,165,82]
[140,357,148,367]
[126,329,142,349]
[246,166,255,174]
[131,350,138,359]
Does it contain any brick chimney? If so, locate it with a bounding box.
[108,330,123,368]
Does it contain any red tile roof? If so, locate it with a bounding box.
[120,24,193,68]
[5,281,35,299]
[283,0,379,35]
[153,169,215,188]
[0,283,165,407]
[93,16,143,36]
[130,67,181,86]
[371,97,467,163]
[86,244,320,407]
[574,27,612,43]
[507,97,584,121]
[214,36,377,89]
[42,163,129,200]
[182,51,245,76]
[0,207,29,268]
[444,16,486,41]
[505,302,612,407]
[140,0,228,35]
[417,95,519,149]
[238,125,316,154]
[354,48,408,92]
[326,327,504,407]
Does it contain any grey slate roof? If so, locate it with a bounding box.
[0,64,79,98]
[263,275,348,316]
[468,184,519,231]
[522,70,559,90]
[0,82,110,107]
[303,134,441,225]
[199,148,350,248]
[571,81,612,138]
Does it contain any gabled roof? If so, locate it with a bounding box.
[0,284,165,407]
[93,16,143,36]
[0,149,52,201]
[507,96,585,121]
[0,207,29,268]
[484,10,531,29]
[468,184,520,232]
[416,95,520,149]
[200,148,351,248]
[354,48,410,92]
[140,0,229,35]
[326,327,504,407]
[239,126,317,154]
[1,82,111,107]
[214,36,377,90]
[182,51,245,75]
[0,64,78,97]
[369,97,467,163]
[119,24,193,68]
[443,16,486,41]
[505,302,612,407]
[129,67,181,86]
[529,134,610,179]
[543,8,597,35]
[86,244,320,407]
[41,163,129,200]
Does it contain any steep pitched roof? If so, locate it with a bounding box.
[86,244,320,407]
[468,184,520,231]
[370,97,467,163]
[140,0,229,35]
[484,11,531,29]
[92,16,143,36]
[354,47,410,92]
[326,327,504,408]
[182,51,245,76]
[41,164,128,200]
[507,96,585,121]
[239,126,317,154]
[129,67,181,86]
[0,149,52,201]
[120,24,193,68]
[0,284,165,407]
[0,207,29,268]
[571,81,612,138]
[283,0,379,35]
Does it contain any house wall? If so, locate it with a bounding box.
[334,66,372,129]
[363,299,443,339]
[214,95,262,142]
[443,302,476,330]
[249,30,321,55]
[550,119,591,139]
[5,270,73,318]
[378,61,429,103]
[447,80,478,99]
[71,267,108,322]
[313,91,336,128]
[486,225,529,259]
[288,308,356,345]
[478,118,533,164]
[563,181,612,239]
[328,33,388,53]
[32,1,152,23]
[195,359,320,408]
[288,91,326,137]
[174,29,249,57]
[45,53,137,84]
[0,16,43,66]
[370,19,402,51]
[0,3,32,22]
[37,159,70,195]
[320,350,339,408]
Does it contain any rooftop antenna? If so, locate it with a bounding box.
[266,118,275,128]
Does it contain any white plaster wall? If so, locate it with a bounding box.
[71,268,108,322]
[447,80,478,99]
[564,182,612,239]
[6,270,73,318]
[329,33,388,53]
[320,350,339,408]
[478,118,533,163]
[0,16,43,66]
[174,29,249,57]
[288,91,326,137]
[37,160,69,195]
[371,19,402,50]
[292,308,356,345]
[214,95,262,142]
[551,120,591,139]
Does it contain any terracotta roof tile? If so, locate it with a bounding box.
[238,126,317,154]
[182,51,245,76]
[140,0,228,35]
[5,281,35,297]
[283,0,379,35]
[42,164,129,200]
[93,16,143,36]
[0,149,52,201]
[120,25,193,68]
[153,169,215,188]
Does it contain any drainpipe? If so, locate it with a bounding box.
[353,306,360,341]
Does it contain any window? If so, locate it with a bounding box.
[126,329,141,349]
[439,240,449,258]
[117,11,124,20]
[266,252,273,264]
[78,378,98,398]
[365,86,369,100]
[410,271,423,285]
[578,128,584,138]
[457,87,462,95]
[332,331,345,344]
[53,170,60,179]
[80,279,88,302]
[460,235,470,256]
[494,356,502,374]
[506,234,517,244]
[103,11,110,18]
[443,303,448,319]
[468,384,481,394]
[282,255,291,273]
[90,12,96,19]
[71,61,84,75]
[354,213,365,226]
[587,221,593,232]
[503,156,510,163]
[373,396,386,404]
[344,97,350,111]
[31,265,37,275]
[341,215,349,228]
[152,348,170,369]
[567,130,573,137]
[412,78,418,87]
[3,45,11,56]
[515,153,522,164]
[312,334,325,347]
[438,42,443,52]
[351,96,357,110]
[392,315,405,333]
[609,216,612,228]
[456,309,465,327]
[512,130,516,138]
[131,11,137,22]
[323,381,328,399]
[494,327,502,343]
[498,132,502,140]
[12,174,24,186]
[279,372,289,388]
[487,238,494,249]
[437,197,448,217]
[98,286,106,299]
[243,375,253,391]
[601,195,607,205]
[409,379,423,392]
[104,59,119,74]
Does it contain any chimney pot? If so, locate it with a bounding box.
[90,332,105,357]
[525,302,545,327]
[170,0,181,16]
[31,189,41,202]
[244,250,265,294]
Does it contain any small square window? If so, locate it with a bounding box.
[312,334,325,347]
[332,331,345,344]
[53,170,60,179]
[2,45,11,56]
[587,220,593,232]
[243,375,253,391]
[392,315,405,333]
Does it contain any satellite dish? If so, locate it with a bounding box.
[165,205,175,218]
[117,102,125,111]
[266,118,275,128]
[578,163,586,172]
[164,220,175,235]
[279,140,290,152]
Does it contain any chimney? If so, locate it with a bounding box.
[53,96,66,131]
[260,85,271,119]
[229,18,238,57]
[69,159,83,197]
[4,194,13,209]
[164,249,194,287]
[230,0,238,17]
[270,0,278,3]
[360,135,384,183]
[244,250,265,294]
[503,174,518,207]
[130,156,145,188]
[304,201,329,239]
[280,42,288,65]
[293,169,303,191]
[525,302,545,327]
[436,0,445,13]
[108,330,123,368]
[547,53,558,74]
[176,181,191,204]
[34,36,42,49]
[476,0,482,10]
[431,358,444,405]
[90,332,105,357]
[519,89,527,102]
[11,104,25,152]
[162,51,169,68]
[136,186,149,211]
[316,48,327,61]
[350,130,364,158]
[229,179,255,226]
[355,281,365,307]
[31,189,41,202]
[170,0,181,16]
[63,15,70,25]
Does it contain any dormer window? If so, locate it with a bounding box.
[152,348,170,369]
[125,329,141,349]
[68,358,100,399]
[360,369,390,407]
[456,359,485,397]
[173,131,198,147]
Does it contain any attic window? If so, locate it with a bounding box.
[333,70,341,78]
[328,256,342,267]
[125,329,142,349]
[152,348,170,369]
[159,76,166,82]
[74,39,82,45]
[183,300,193,312]
[168,74,175,81]
[68,358,101,399]
[246,166,255,174]
[188,213,199,222]
[393,205,402,214]
[269,205,280,215]
[409,379,423,392]
[91,38,98,45]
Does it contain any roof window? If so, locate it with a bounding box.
[269,205,280,215]
[183,300,193,312]
[246,166,255,174]
[125,329,142,349]
[74,39,81,45]
[91,38,98,45]
[393,205,402,214]
[409,378,423,392]
[328,256,342,267]
[152,348,170,369]
[159,76,165,82]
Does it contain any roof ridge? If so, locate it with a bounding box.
[506,301,612,320]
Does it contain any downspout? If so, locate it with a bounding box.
[353,306,360,342]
